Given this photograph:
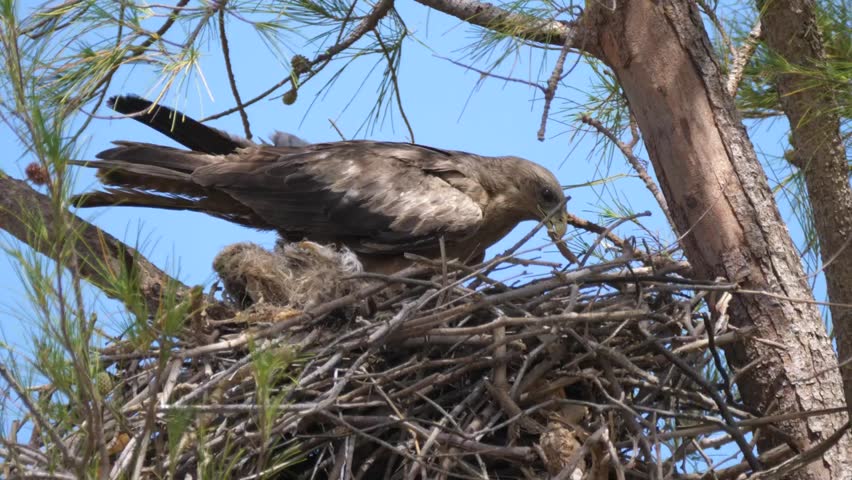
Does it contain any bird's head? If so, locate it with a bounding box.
[504,157,569,239]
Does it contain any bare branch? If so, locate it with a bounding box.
[218,8,252,139]
[538,26,577,141]
[580,115,677,231]
[726,20,762,96]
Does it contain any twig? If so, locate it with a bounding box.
[374,28,415,142]
[538,20,578,141]
[552,426,606,480]
[726,20,762,96]
[695,0,735,58]
[579,211,651,267]
[201,0,395,122]
[704,296,737,406]
[218,8,252,139]
[749,421,851,480]
[638,324,763,472]
[581,115,675,229]
[0,363,79,471]
[435,55,544,92]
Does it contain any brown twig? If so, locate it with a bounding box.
[638,324,763,472]
[538,20,578,141]
[201,0,395,122]
[581,114,676,230]
[373,27,415,142]
[218,7,252,139]
[695,0,735,58]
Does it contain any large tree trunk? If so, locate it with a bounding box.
[758,0,852,411]
[577,1,850,477]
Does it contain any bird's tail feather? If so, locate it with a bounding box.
[71,189,201,210]
[71,187,270,229]
[71,103,274,229]
[70,142,217,205]
[108,95,249,155]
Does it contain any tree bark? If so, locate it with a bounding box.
[578,1,850,477]
[758,0,852,412]
[0,175,199,315]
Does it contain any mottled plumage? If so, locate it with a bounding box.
[72,96,568,273]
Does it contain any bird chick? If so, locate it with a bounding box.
[213,241,363,310]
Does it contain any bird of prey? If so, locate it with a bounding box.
[72,95,569,273]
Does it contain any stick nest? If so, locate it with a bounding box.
[9,237,825,479]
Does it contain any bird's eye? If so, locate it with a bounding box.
[540,187,558,205]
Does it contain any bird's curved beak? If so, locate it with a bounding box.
[543,208,569,240]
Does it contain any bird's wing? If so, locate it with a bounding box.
[192,142,488,253]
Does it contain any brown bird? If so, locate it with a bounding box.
[72,96,569,273]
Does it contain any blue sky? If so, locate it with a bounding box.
[0,1,806,376]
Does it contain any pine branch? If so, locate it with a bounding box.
[0,175,213,315]
[412,0,580,47]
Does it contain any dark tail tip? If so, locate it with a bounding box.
[105,94,242,155]
[107,95,153,116]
